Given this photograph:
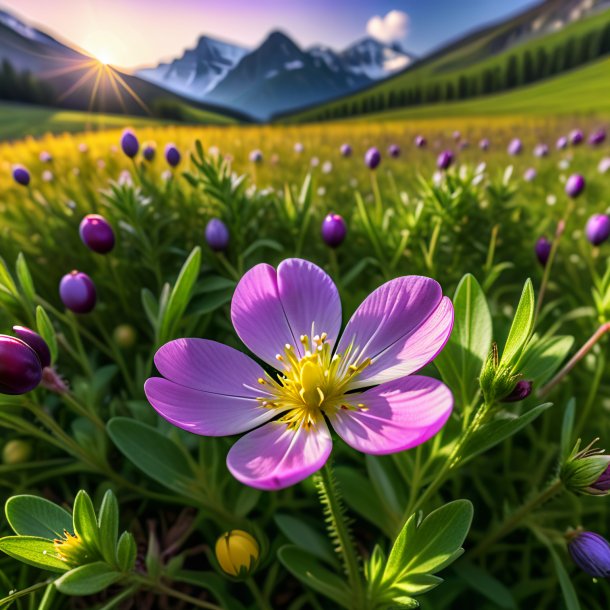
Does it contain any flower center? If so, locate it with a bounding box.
[257,333,371,429]
[53,531,93,567]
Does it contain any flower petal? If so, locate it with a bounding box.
[231,263,296,367]
[329,375,453,455]
[336,276,452,387]
[231,260,341,366]
[277,259,342,354]
[154,338,265,397]
[226,419,332,490]
[355,297,454,387]
[144,378,281,436]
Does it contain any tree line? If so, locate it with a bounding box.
[308,21,610,121]
[0,59,56,106]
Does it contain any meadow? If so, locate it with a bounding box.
[0,114,609,609]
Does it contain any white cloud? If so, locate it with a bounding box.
[366,10,410,44]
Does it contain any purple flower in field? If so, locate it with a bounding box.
[145,259,454,490]
[591,465,610,493]
[568,531,610,578]
[143,144,156,162]
[437,150,454,170]
[589,129,606,146]
[565,174,585,198]
[249,149,263,163]
[321,213,346,248]
[39,151,52,163]
[79,214,115,254]
[415,135,426,148]
[388,144,400,158]
[12,165,30,187]
[205,218,230,252]
[534,143,549,158]
[458,140,469,151]
[507,138,522,156]
[524,168,537,182]
[570,129,584,145]
[364,147,381,170]
[479,138,490,151]
[120,129,139,158]
[556,136,568,150]
[501,380,533,402]
[0,335,43,395]
[165,144,181,167]
[59,271,97,314]
[340,143,352,157]
[535,237,552,267]
[12,326,51,369]
[585,214,610,246]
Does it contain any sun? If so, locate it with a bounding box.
[95,51,111,66]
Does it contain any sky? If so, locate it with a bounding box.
[1,0,539,70]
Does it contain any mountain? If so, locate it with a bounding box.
[279,0,610,122]
[137,35,248,98]
[0,9,251,122]
[338,38,415,80]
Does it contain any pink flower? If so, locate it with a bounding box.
[145,259,454,490]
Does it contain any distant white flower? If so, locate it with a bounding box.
[322,161,333,174]
[310,157,320,167]
[546,194,557,206]
[317,186,326,196]
[118,170,132,186]
[598,157,610,174]
[42,170,53,182]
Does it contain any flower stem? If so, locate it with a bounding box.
[0,579,52,604]
[317,462,363,606]
[246,577,273,610]
[470,479,563,560]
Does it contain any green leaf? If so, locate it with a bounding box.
[36,307,58,363]
[500,279,535,368]
[435,274,492,405]
[560,399,576,462]
[461,403,552,464]
[97,491,119,566]
[54,562,122,596]
[392,573,443,595]
[547,544,581,610]
[519,335,574,387]
[453,561,517,609]
[72,491,99,554]
[107,418,197,497]
[0,536,69,572]
[0,257,18,297]
[158,247,201,343]
[275,514,337,566]
[278,545,352,608]
[141,288,159,328]
[385,513,418,583]
[15,253,35,303]
[387,500,473,580]
[116,532,137,572]
[6,495,72,539]
[174,570,247,610]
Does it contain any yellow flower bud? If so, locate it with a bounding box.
[215,530,259,576]
[2,440,32,464]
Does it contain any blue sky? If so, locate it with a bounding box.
[1,0,540,68]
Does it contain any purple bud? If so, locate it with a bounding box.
[556,136,568,150]
[205,218,230,252]
[501,380,533,403]
[388,144,400,158]
[535,237,552,267]
[415,135,426,148]
[565,174,586,198]
[524,168,537,182]
[120,129,139,158]
[534,143,549,158]
[143,144,156,162]
[79,214,115,254]
[249,149,263,163]
[165,143,181,167]
[479,138,490,151]
[12,165,30,187]
[12,326,51,368]
[507,138,522,156]
[568,531,610,578]
[340,143,352,157]
[437,150,454,170]
[458,140,469,151]
[59,271,97,314]
[589,129,606,146]
[364,147,381,170]
[585,214,610,246]
[0,335,42,394]
[570,129,584,145]
[591,465,610,493]
[321,213,347,248]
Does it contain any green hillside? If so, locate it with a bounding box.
[280,7,610,123]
